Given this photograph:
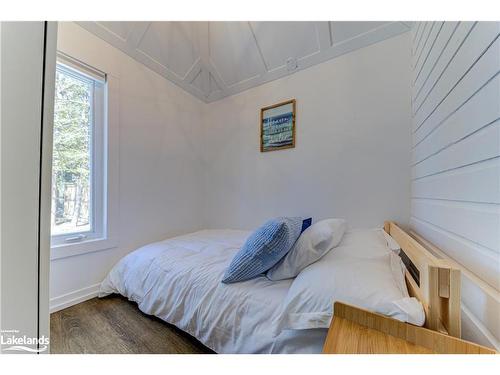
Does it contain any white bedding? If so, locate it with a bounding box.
[100,229,327,353]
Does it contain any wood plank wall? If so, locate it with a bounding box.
[409,21,500,350]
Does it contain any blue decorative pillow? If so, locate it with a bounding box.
[222,217,304,283]
[301,217,312,232]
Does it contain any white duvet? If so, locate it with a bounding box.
[100,229,327,353]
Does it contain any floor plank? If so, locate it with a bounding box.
[50,295,213,354]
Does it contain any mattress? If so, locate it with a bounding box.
[99,229,327,353]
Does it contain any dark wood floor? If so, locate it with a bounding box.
[50,295,213,354]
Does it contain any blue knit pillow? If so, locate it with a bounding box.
[222,217,304,283]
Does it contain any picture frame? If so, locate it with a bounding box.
[260,99,296,152]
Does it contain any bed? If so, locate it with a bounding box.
[100,229,327,353]
[99,222,461,354]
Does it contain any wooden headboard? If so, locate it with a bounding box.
[384,221,461,338]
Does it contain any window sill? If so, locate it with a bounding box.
[50,237,118,260]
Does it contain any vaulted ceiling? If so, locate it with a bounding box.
[77,22,410,102]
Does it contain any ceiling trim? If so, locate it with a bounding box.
[125,22,150,50]
[247,22,271,73]
[195,22,210,97]
[76,21,410,103]
[315,22,332,51]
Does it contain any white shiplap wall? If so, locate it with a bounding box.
[410,22,500,350]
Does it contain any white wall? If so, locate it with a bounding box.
[50,25,413,314]
[409,21,500,349]
[202,32,412,230]
[50,23,207,311]
[42,21,500,350]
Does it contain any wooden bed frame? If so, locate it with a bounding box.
[325,221,497,353]
[383,221,461,338]
[324,302,495,353]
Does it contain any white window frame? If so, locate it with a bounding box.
[51,52,119,260]
[51,60,104,245]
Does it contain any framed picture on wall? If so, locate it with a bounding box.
[260,99,296,152]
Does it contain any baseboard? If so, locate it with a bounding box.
[50,283,101,313]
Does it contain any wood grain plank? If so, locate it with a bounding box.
[413,22,437,73]
[412,158,500,204]
[413,22,459,97]
[414,22,499,119]
[413,22,475,108]
[413,22,444,80]
[323,302,496,354]
[412,121,500,179]
[421,22,498,115]
[50,295,213,354]
[413,74,500,163]
[411,199,500,252]
[414,22,431,59]
[410,19,500,352]
[414,35,500,136]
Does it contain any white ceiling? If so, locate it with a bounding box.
[77,21,410,103]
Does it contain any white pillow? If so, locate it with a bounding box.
[382,229,401,253]
[274,229,425,332]
[267,218,347,281]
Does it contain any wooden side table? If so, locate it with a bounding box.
[323,302,496,354]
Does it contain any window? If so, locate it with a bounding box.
[51,55,106,247]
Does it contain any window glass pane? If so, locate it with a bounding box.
[51,66,93,236]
